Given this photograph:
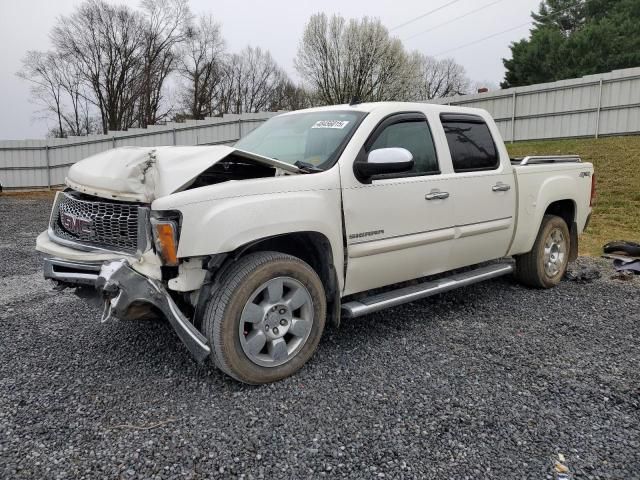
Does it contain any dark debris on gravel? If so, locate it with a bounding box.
[1,194,639,479]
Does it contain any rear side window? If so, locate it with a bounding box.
[441,114,499,172]
[369,120,439,175]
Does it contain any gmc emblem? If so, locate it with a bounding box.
[60,210,93,235]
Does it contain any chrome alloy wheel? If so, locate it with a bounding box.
[239,277,314,367]
[543,227,567,277]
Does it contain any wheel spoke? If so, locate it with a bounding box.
[289,317,311,337]
[266,279,284,303]
[268,338,288,362]
[286,287,308,311]
[241,303,264,324]
[244,330,266,356]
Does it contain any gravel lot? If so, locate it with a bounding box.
[1,193,639,479]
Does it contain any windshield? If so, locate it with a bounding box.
[235,110,366,170]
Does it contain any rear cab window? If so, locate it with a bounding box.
[440,113,499,173]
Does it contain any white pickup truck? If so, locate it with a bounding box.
[36,102,595,383]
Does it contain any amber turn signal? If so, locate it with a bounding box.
[152,220,179,266]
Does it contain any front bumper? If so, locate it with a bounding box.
[43,256,211,362]
[44,257,104,287]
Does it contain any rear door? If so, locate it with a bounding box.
[438,113,516,268]
[341,112,456,295]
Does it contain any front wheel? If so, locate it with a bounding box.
[202,251,326,384]
[515,214,571,288]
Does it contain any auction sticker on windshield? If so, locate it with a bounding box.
[312,120,350,129]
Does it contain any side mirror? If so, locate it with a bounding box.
[355,148,414,178]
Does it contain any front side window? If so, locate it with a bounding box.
[369,120,439,175]
[234,110,366,170]
[441,115,499,172]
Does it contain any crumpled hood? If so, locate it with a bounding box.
[66,145,299,202]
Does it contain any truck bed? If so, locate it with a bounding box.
[507,154,593,257]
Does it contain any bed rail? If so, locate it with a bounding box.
[511,155,582,166]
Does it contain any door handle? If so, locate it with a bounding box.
[492,182,511,192]
[425,191,450,200]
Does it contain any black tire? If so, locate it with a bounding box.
[515,214,571,288]
[202,251,326,384]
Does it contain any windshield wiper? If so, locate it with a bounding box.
[294,160,323,173]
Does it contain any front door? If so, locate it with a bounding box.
[341,112,456,296]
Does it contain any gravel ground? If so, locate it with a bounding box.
[1,193,639,480]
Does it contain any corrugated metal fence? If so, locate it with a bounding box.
[0,112,278,190]
[429,67,640,143]
[2,67,640,190]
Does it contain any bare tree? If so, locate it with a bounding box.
[19,1,472,140]
[18,51,65,137]
[295,13,412,104]
[177,15,226,119]
[294,13,473,105]
[219,47,287,114]
[268,79,313,111]
[138,0,192,127]
[51,0,146,133]
[406,52,470,100]
[18,51,95,137]
[55,58,95,136]
[22,0,295,132]
[20,0,197,135]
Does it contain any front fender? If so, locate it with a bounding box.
[177,189,343,260]
[152,169,345,287]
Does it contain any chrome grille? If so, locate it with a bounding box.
[50,191,147,254]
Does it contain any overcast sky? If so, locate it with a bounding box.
[0,0,541,140]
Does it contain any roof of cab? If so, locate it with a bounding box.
[280,101,488,117]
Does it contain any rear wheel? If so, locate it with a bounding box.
[202,251,326,384]
[515,214,570,288]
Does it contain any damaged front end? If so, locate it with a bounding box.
[37,144,300,362]
[40,203,211,362]
[39,184,211,362]
[64,145,300,203]
[43,256,211,362]
[97,260,210,361]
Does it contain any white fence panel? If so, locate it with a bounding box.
[429,67,640,142]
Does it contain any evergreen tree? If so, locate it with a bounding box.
[502,0,640,88]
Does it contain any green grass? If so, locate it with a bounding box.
[507,135,640,256]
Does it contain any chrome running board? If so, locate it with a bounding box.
[341,263,514,318]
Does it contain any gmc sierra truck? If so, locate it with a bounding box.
[36,102,595,384]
